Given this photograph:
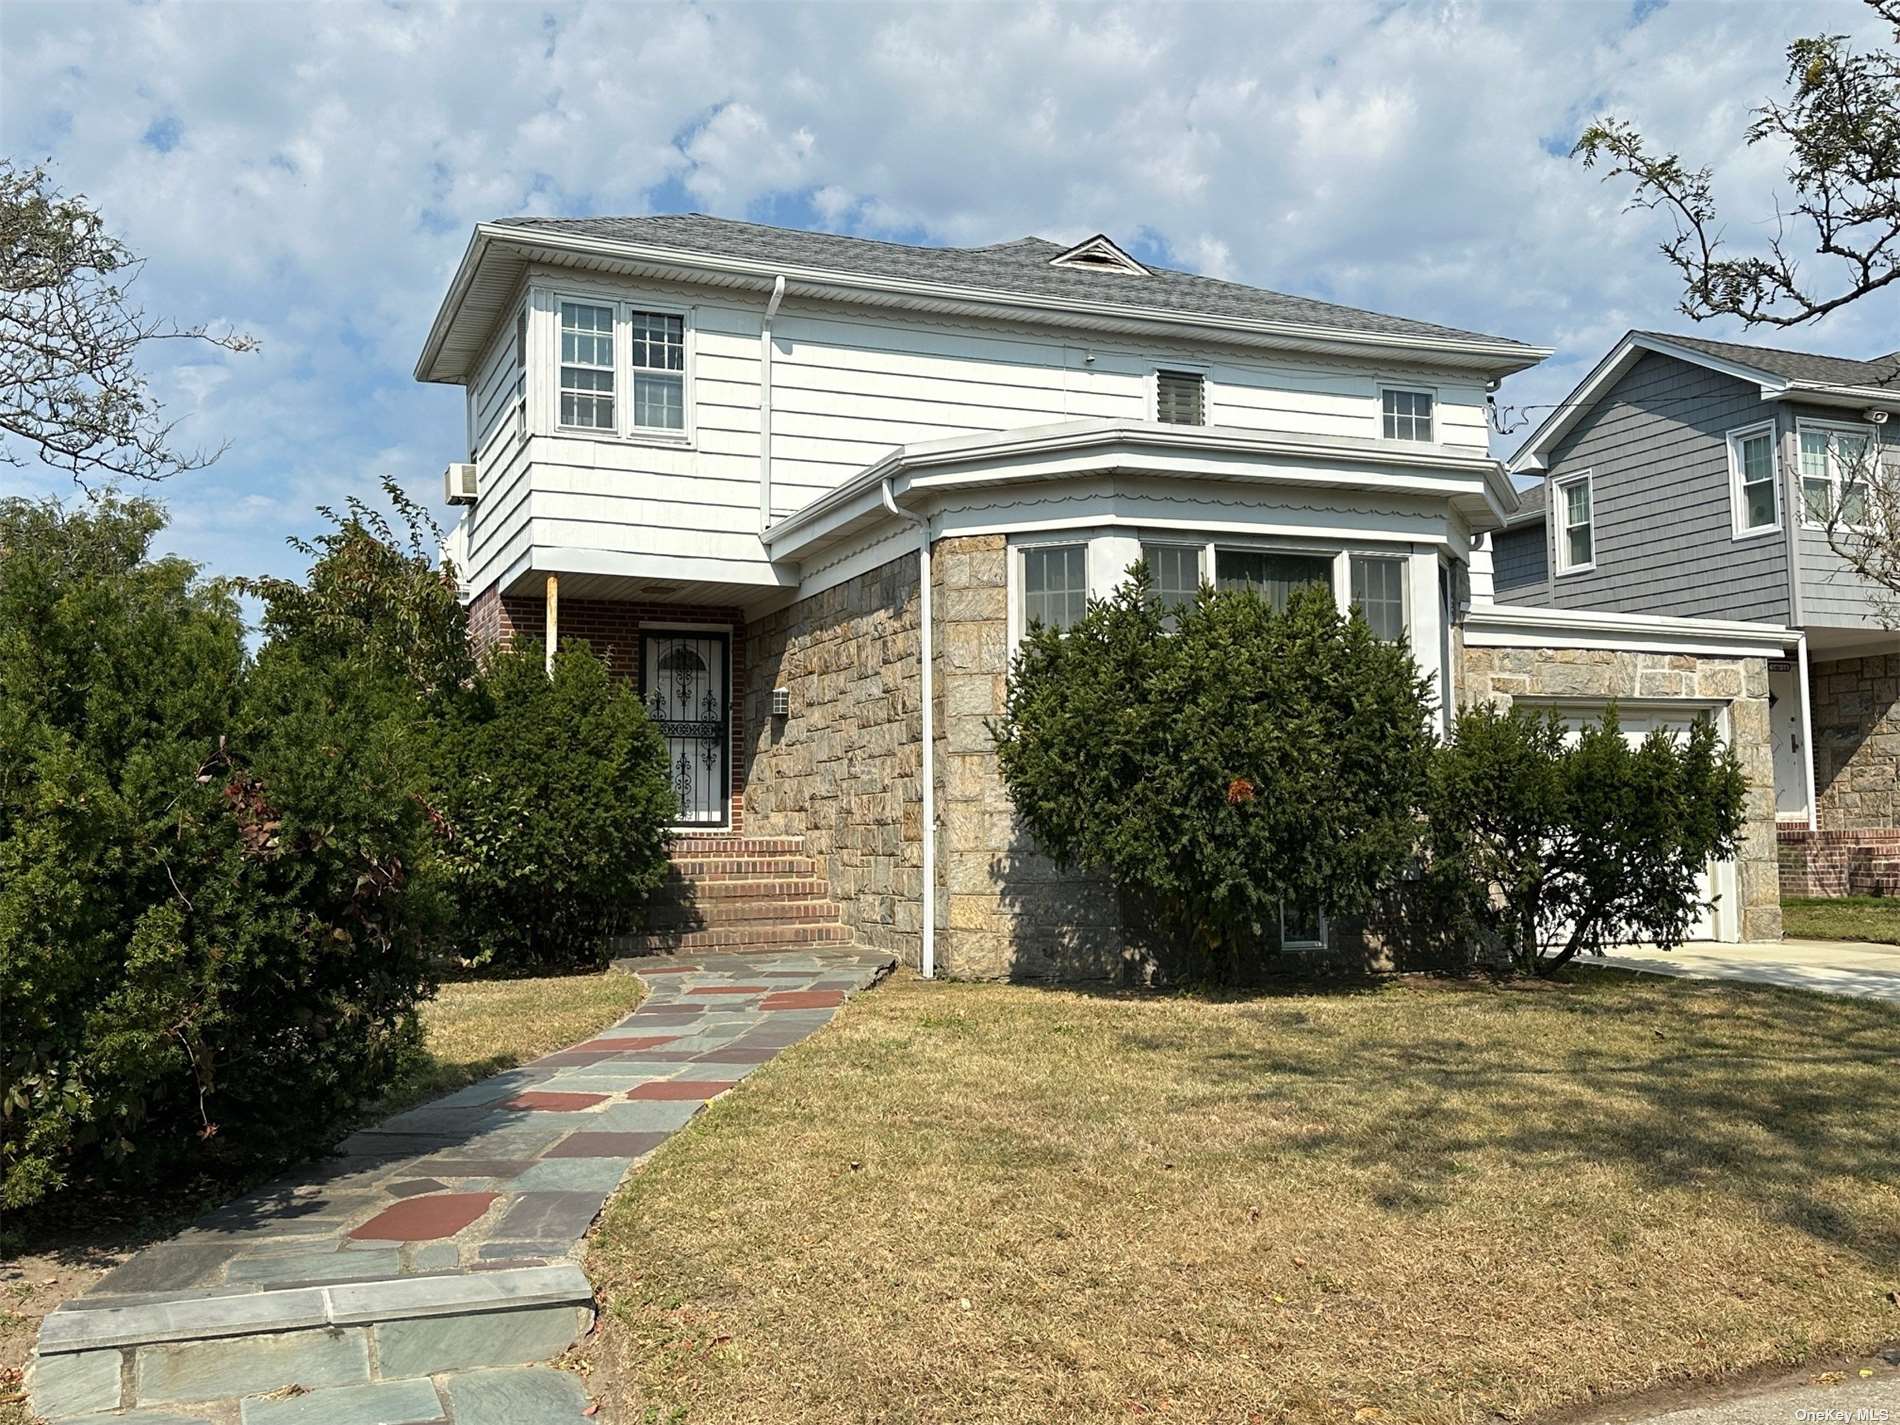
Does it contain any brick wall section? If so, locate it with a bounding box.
[464,581,749,832]
[1810,653,1899,832]
[1459,646,1782,941]
[1778,827,1900,897]
[934,534,1125,980]
[742,555,926,965]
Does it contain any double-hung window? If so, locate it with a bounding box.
[1215,549,1333,611]
[1798,421,1876,528]
[1554,473,1594,574]
[1726,423,1779,537]
[558,301,616,430]
[1349,554,1408,641]
[1141,543,1202,621]
[629,310,686,431]
[1382,387,1434,442]
[1022,544,1089,632]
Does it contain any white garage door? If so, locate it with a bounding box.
[1552,703,1737,944]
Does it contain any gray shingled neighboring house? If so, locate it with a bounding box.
[1493,329,1899,896]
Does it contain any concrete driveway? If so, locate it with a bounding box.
[1592,938,1900,1002]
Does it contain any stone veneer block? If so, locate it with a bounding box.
[439,1366,590,1425]
[240,1377,446,1425]
[27,1346,121,1417]
[349,1192,497,1242]
[134,1326,370,1403]
[373,1303,585,1377]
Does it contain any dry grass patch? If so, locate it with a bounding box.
[588,969,1900,1425]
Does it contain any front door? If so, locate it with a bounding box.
[1767,662,1809,821]
[640,630,731,827]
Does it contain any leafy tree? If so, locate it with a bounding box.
[0,492,453,1213]
[0,160,255,484]
[992,572,1436,982]
[440,642,676,973]
[1424,704,1748,977]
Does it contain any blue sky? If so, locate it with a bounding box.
[4,0,1896,590]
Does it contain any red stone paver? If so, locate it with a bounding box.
[533,1050,615,1067]
[496,1091,607,1112]
[760,990,846,1010]
[687,986,768,996]
[349,1191,497,1241]
[625,1080,736,1101]
[570,1035,678,1051]
[547,1131,670,1158]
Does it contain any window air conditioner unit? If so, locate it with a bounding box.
[444,462,479,505]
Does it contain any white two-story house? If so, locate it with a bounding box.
[418,215,1790,979]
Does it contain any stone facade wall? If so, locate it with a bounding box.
[464,582,750,831]
[742,555,926,965]
[1458,645,1782,942]
[933,534,1126,980]
[1810,653,1899,832]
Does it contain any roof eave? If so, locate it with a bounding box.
[418,223,1551,386]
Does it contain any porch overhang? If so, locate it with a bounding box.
[765,420,1518,568]
[1463,603,1797,659]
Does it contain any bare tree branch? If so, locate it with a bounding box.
[1574,0,1900,328]
[0,159,257,484]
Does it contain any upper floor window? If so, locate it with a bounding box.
[1797,420,1876,528]
[1022,544,1088,632]
[1726,423,1779,537]
[1382,387,1434,442]
[1554,472,1594,574]
[513,310,528,441]
[1215,549,1333,610]
[559,301,616,430]
[1155,369,1205,426]
[1349,554,1408,641]
[1141,542,1202,619]
[629,310,686,431]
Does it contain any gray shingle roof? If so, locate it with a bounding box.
[499,212,1533,349]
[1638,330,1900,389]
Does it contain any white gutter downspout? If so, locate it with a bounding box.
[1796,633,1819,833]
[759,275,787,531]
[881,476,937,979]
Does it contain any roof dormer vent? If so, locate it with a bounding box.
[1048,234,1150,276]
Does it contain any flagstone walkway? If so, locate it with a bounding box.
[28,949,894,1424]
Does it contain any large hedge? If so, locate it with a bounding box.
[440,642,676,973]
[993,571,1437,981]
[1,495,443,1210]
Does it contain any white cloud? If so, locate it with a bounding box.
[3,0,1895,586]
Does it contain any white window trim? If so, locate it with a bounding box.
[1725,420,1781,541]
[552,288,697,449]
[1552,471,1596,577]
[1012,536,1092,643]
[1377,382,1439,444]
[1348,552,1410,641]
[1795,417,1878,531]
[1280,899,1328,950]
[1150,363,1211,427]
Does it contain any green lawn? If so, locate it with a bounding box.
[1783,897,1900,945]
[587,968,1900,1425]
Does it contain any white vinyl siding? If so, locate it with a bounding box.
[1381,387,1434,442]
[558,301,616,431]
[1726,423,1778,537]
[1349,554,1408,641]
[1022,544,1089,631]
[1555,472,1594,574]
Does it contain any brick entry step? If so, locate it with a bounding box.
[617,835,852,955]
[1778,827,1900,897]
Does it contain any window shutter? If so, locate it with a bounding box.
[1156,370,1204,426]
